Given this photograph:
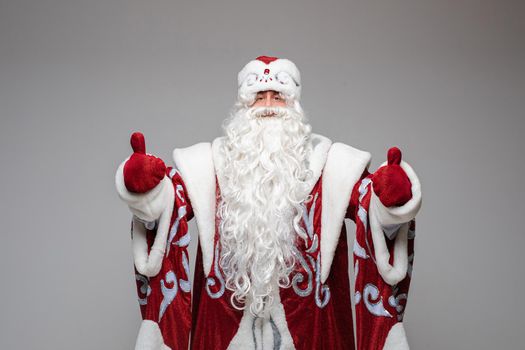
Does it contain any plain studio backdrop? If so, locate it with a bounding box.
[1,0,524,349]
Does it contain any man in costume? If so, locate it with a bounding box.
[115,56,422,350]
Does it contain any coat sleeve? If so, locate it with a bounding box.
[116,162,194,350]
[348,160,422,350]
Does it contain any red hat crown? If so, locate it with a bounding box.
[256,55,279,64]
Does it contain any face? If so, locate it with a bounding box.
[251,90,287,110]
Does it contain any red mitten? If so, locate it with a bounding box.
[372,147,412,207]
[123,132,166,193]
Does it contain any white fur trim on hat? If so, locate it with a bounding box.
[237,56,301,104]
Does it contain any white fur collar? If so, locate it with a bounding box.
[320,143,371,283]
[173,142,216,276]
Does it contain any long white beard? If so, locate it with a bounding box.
[217,103,313,316]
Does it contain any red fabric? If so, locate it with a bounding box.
[347,170,371,221]
[371,147,412,207]
[190,182,243,349]
[281,178,356,349]
[124,132,166,193]
[352,175,416,350]
[256,55,279,64]
[130,167,415,349]
[190,247,244,350]
[133,171,193,350]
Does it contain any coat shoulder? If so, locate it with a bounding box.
[328,142,372,167]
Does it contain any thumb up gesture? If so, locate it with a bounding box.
[123,132,166,193]
[371,147,413,207]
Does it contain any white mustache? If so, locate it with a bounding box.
[250,106,288,118]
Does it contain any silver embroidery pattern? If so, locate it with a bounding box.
[355,291,362,304]
[179,251,192,293]
[302,193,318,241]
[388,290,408,321]
[206,244,226,299]
[355,178,393,318]
[166,183,187,255]
[363,283,392,318]
[305,234,319,254]
[168,168,178,179]
[292,250,313,297]
[166,204,187,256]
[358,178,372,201]
[353,238,368,259]
[354,177,416,320]
[357,206,368,232]
[135,274,151,306]
[356,179,377,266]
[159,270,178,321]
[314,255,331,308]
[164,179,191,293]
[356,179,371,232]
[291,192,331,308]
[175,231,191,248]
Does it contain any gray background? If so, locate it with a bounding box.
[1,0,524,349]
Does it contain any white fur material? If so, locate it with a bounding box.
[227,293,296,350]
[211,133,332,200]
[238,58,301,103]
[115,161,175,277]
[368,160,422,286]
[320,143,372,283]
[382,322,409,350]
[369,215,409,286]
[135,320,171,350]
[172,143,216,277]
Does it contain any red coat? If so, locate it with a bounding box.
[116,134,422,350]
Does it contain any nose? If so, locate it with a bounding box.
[264,92,272,107]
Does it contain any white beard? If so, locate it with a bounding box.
[217,103,313,316]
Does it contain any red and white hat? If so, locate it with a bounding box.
[237,56,301,103]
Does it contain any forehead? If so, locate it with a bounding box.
[256,90,280,95]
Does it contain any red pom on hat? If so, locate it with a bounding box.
[256,55,279,64]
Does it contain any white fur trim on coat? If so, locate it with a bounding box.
[368,160,422,286]
[227,293,295,350]
[382,322,409,350]
[135,320,171,350]
[172,143,216,277]
[320,143,372,283]
[115,161,175,277]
